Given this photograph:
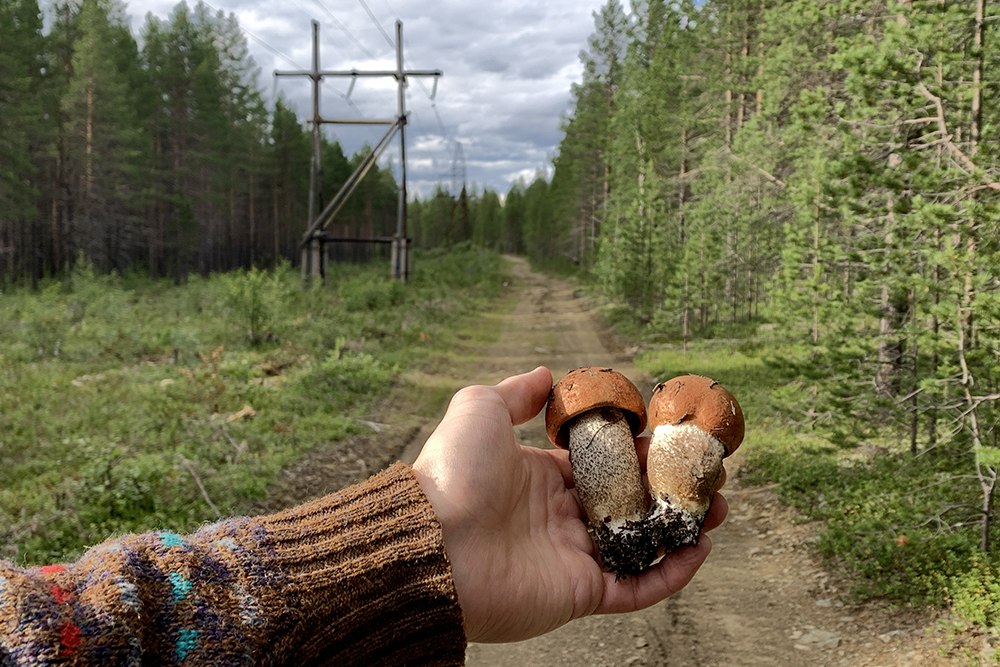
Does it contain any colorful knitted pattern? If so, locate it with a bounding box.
[0,462,467,666]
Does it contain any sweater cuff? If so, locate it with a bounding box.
[257,461,467,666]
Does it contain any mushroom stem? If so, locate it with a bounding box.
[646,422,726,523]
[567,407,648,529]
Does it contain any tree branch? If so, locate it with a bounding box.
[179,455,221,518]
[915,80,1000,192]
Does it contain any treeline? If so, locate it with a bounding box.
[542,0,1000,556]
[409,178,554,258]
[0,0,399,285]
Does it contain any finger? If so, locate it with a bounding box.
[595,534,713,615]
[703,492,728,532]
[494,366,553,426]
[634,435,650,469]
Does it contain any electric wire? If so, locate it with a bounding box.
[281,0,350,59]
[311,0,378,60]
[356,0,395,49]
[411,76,447,139]
[199,0,370,117]
[406,58,452,173]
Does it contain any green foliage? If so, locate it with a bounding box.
[635,331,1000,627]
[0,250,509,564]
[339,276,405,313]
[17,283,72,358]
[0,0,46,228]
[472,188,504,251]
[542,0,1000,633]
[306,351,395,409]
[949,563,1000,629]
[219,266,287,344]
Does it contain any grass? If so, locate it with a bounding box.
[0,245,509,565]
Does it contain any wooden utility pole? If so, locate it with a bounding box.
[275,20,442,282]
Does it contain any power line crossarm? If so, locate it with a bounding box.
[276,68,442,79]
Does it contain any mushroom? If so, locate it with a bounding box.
[646,374,744,539]
[545,367,648,532]
[545,368,745,578]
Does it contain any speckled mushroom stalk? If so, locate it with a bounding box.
[646,375,745,543]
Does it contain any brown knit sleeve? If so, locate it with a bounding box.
[0,462,466,666]
[255,461,468,666]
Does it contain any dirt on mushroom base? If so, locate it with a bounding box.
[263,256,978,666]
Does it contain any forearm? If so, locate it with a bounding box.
[0,462,466,666]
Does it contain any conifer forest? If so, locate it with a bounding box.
[6,0,1000,620]
[0,0,408,282]
[536,0,1000,609]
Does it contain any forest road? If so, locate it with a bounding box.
[400,257,956,667]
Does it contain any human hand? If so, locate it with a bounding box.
[411,366,728,644]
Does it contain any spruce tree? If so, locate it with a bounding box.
[0,0,47,282]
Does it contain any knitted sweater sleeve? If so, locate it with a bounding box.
[0,462,467,666]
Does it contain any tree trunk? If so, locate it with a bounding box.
[811,197,820,344]
[756,0,764,116]
[970,0,983,155]
[273,183,280,264]
[738,29,748,129]
[249,172,256,266]
[724,8,732,150]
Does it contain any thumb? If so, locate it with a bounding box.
[493,366,553,426]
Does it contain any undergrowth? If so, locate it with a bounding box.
[0,246,507,564]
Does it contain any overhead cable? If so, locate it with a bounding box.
[281,0,350,58]
[356,0,395,49]
[311,0,378,59]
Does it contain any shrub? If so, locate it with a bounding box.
[949,562,1000,628]
[305,350,396,410]
[339,276,406,312]
[219,267,285,344]
[18,283,70,358]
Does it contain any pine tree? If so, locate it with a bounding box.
[522,174,552,263]
[503,181,526,255]
[270,96,310,263]
[546,0,629,268]
[61,0,147,272]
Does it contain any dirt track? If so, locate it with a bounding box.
[267,257,970,666]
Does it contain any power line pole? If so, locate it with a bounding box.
[275,20,441,282]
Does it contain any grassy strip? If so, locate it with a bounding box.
[0,245,508,564]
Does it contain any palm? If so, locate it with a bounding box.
[412,367,722,644]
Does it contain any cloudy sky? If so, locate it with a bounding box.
[115,0,607,198]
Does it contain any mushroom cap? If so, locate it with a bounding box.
[648,375,744,456]
[545,367,647,449]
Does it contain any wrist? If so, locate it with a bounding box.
[411,462,481,640]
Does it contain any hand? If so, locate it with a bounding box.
[412,366,728,644]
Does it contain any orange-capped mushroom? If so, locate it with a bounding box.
[545,368,648,530]
[648,375,744,455]
[545,367,647,449]
[543,369,745,578]
[646,375,744,521]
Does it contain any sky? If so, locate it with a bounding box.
[113,0,608,199]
